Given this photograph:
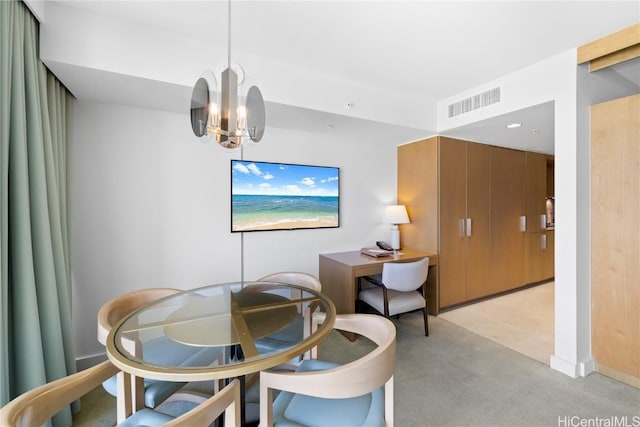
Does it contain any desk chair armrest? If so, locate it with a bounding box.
[362,275,387,289]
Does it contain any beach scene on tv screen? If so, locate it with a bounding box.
[231,160,339,232]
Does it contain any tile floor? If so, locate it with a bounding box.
[439,281,554,365]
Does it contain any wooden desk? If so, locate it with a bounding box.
[319,249,439,317]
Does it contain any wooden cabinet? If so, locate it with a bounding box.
[397,137,438,255]
[437,138,467,306]
[398,136,539,311]
[488,146,526,294]
[591,94,640,385]
[526,152,549,233]
[524,152,555,284]
[438,138,492,306]
[526,230,554,284]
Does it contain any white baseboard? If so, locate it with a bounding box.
[550,355,579,378]
[579,357,595,377]
[76,352,107,371]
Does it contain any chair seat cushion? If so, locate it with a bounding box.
[255,316,303,355]
[102,375,181,409]
[117,408,175,427]
[273,360,385,427]
[102,339,222,407]
[359,287,425,316]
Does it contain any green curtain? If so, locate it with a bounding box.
[1,1,76,425]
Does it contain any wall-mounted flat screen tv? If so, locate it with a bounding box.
[231,160,340,232]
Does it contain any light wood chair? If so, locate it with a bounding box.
[97,288,181,346]
[97,287,220,423]
[256,272,322,361]
[0,360,241,427]
[258,272,322,294]
[259,313,396,427]
[358,257,430,336]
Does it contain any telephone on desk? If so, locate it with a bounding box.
[376,241,393,251]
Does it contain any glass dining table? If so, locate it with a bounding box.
[106,281,336,424]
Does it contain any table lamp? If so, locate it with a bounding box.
[383,205,410,251]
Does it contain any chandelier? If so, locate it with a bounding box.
[189,0,265,148]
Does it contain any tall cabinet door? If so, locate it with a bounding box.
[526,152,548,233]
[591,94,640,381]
[488,147,526,294]
[464,142,492,300]
[398,137,438,254]
[439,138,467,307]
[525,152,553,283]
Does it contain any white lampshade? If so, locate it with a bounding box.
[383,205,410,251]
[383,205,410,225]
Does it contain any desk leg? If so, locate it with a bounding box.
[319,256,355,315]
[339,278,364,342]
[341,331,357,341]
[319,257,360,341]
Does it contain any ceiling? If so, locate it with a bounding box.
[38,1,640,153]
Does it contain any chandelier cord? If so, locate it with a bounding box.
[227,0,231,69]
[240,143,244,285]
[189,0,264,145]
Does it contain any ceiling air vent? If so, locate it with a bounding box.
[448,87,501,118]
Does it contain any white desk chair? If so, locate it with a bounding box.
[358,257,430,336]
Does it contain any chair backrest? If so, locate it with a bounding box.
[0,361,119,427]
[97,287,181,345]
[258,271,322,292]
[263,313,395,399]
[381,257,429,292]
[164,379,240,427]
[0,360,241,427]
[309,313,396,398]
[260,313,396,426]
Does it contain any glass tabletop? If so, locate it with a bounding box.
[106,281,336,381]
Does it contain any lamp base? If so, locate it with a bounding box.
[390,227,400,250]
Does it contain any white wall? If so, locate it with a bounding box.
[70,100,401,361]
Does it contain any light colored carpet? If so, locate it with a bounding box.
[439,281,554,365]
[73,306,640,426]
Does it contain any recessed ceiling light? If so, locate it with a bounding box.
[506,123,523,129]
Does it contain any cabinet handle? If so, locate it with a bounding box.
[541,234,547,250]
[520,216,526,232]
[459,219,465,237]
[466,218,472,237]
[540,214,547,230]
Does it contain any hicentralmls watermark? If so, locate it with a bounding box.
[558,416,640,427]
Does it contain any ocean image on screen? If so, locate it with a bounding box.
[231,160,339,232]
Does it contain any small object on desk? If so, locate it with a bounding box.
[360,247,394,258]
[376,241,394,251]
